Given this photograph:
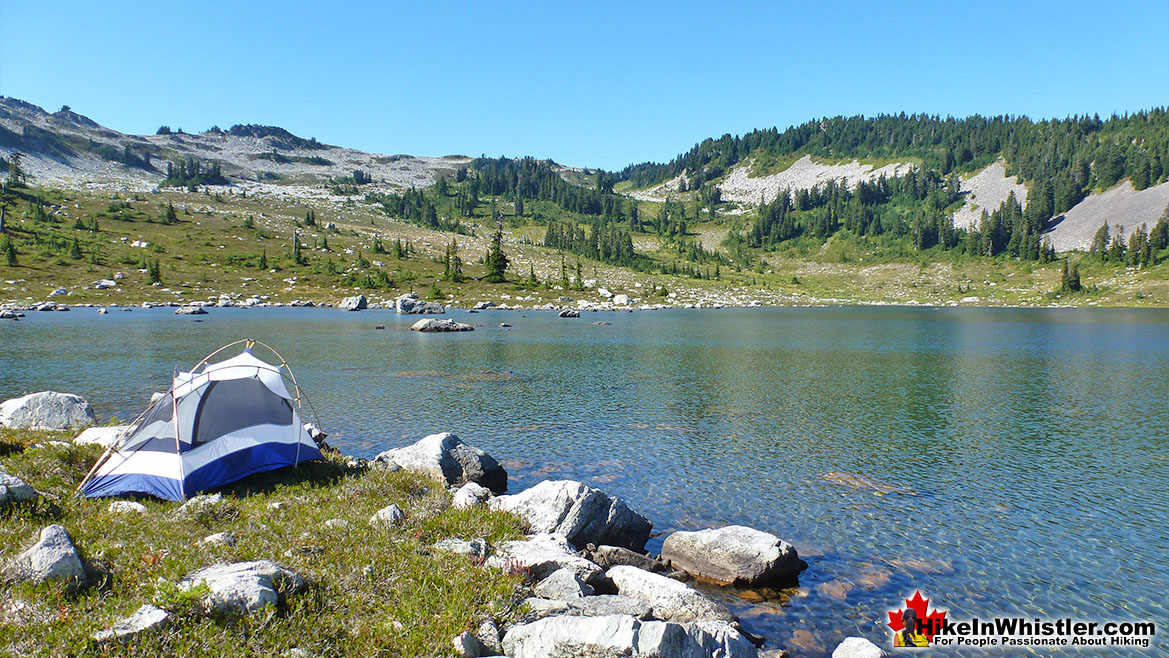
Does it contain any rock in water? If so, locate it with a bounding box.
[178,560,306,616]
[606,565,735,623]
[173,305,208,315]
[410,318,474,332]
[396,292,445,314]
[832,636,887,658]
[73,425,130,447]
[92,604,169,643]
[339,295,367,311]
[557,309,579,318]
[502,614,757,658]
[489,479,651,551]
[373,432,507,493]
[661,525,806,587]
[0,468,38,506]
[6,525,88,590]
[0,391,95,430]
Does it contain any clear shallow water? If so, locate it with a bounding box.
[2,306,1167,655]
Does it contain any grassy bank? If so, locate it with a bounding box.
[0,429,528,657]
[2,185,1167,309]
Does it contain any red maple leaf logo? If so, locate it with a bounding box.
[887,590,947,641]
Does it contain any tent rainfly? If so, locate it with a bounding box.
[79,341,323,501]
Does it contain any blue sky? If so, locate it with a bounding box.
[2,1,1166,170]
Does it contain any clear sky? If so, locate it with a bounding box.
[2,1,1166,170]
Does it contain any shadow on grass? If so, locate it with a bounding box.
[207,454,349,498]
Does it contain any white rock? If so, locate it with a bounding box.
[533,567,594,599]
[451,482,491,508]
[73,425,130,447]
[178,560,305,615]
[369,503,405,526]
[502,614,756,658]
[607,565,735,623]
[488,480,651,551]
[613,294,630,305]
[832,636,887,658]
[411,318,474,332]
[339,295,367,311]
[486,533,603,585]
[92,604,169,643]
[435,538,488,558]
[108,500,146,514]
[324,518,350,529]
[5,525,87,589]
[374,432,507,493]
[201,531,237,546]
[0,468,38,505]
[597,288,613,298]
[180,493,223,513]
[661,525,805,587]
[0,391,95,430]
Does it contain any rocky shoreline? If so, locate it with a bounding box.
[0,392,886,658]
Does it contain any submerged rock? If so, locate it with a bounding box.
[606,565,735,623]
[661,525,805,587]
[0,391,95,430]
[519,595,653,624]
[374,432,507,493]
[5,525,88,590]
[489,479,651,551]
[583,544,666,573]
[177,560,306,616]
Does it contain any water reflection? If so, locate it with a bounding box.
[2,306,1167,656]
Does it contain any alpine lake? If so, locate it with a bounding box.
[3,305,1167,656]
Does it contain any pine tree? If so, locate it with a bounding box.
[147,259,162,284]
[259,251,268,269]
[2,237,16,266]
[483,214,509,283]
[443,239,463,282]
[69,238,82,259]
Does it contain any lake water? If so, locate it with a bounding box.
[3,306,1167,655]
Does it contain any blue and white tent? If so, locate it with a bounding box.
[79,342,323,501]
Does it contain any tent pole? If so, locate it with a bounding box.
[74,395,160,497]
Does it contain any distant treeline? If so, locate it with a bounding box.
[617,111,1169,206]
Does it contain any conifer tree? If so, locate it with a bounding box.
[483,213,509,283]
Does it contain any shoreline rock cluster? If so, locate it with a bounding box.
[0,392,886,657]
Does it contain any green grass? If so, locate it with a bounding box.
[0,429,529,657]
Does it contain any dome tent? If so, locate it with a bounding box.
[78,340,324,501]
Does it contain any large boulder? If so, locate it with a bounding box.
[73,425,130,448]
[832,637,887,658]
[502,614,757,658]
[0,391,95,430]
[607,565,735,623]
[5,525,88,590]
[487,533,604,585]
[557,309,579,318]
[374,432,507,493]
[661,525,806,587]
[339,295,368,311]
[411,318,474,332]
[0,468,38,506]
[177,560,306,616]
[173,305,207,315]
[489,480,651,551]
[396,293,445,314]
